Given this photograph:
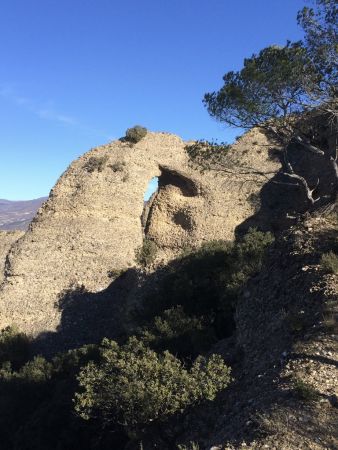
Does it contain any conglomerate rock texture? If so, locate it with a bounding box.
[0,231,24,285]
[0,130,279,338]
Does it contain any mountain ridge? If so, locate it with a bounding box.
[0,197,47,231]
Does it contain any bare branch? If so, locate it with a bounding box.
[283,146,321,204]
[282,172,320,204]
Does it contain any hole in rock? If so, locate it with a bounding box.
[144,177,159,201]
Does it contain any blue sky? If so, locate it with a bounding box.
[0,0,305,200]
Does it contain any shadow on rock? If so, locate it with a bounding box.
[34,268,141,355]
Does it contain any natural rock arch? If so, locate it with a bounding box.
[0,130,279,339]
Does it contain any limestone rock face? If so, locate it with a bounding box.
[0,231,24,285]
[0,130,279,337]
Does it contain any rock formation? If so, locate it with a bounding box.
[0,129,279,338]
[0,231,24,285]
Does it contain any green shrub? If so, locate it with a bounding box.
[0,344,101,450]
[125,125,147,143]
[110,161,126,172]
[141,229,273,342]
[235,228,274,272]
[83,155,108,173]
[140,306,216,358]
[143,239,233,320]
[16,355,53,383]
[74,337,231,431]
[293,378,319,402]
[0,326,31,370]
[135,238,158,267]
[321,251,338,274]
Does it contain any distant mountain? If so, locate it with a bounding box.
[0,197,47,231]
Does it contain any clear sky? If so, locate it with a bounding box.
[0,0,305,200]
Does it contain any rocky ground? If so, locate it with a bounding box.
[170,215,337,450]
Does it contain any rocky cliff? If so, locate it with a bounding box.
[0,129,279,339]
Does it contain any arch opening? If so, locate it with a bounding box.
[144,177,159,201]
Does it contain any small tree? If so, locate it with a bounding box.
[125,125,147,143]
[135,238,158,267]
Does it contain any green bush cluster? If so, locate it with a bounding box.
[110,161,126,172]
[0,334,101,450]
[141,229,274,344]
[135,238,158,267]
[75,337,231,431]
[321,251,338,274]
[0,229,273,449]
[139,306,216,358]
[0,326,31,370]
[83,155,109,173]
[124,125,147,143]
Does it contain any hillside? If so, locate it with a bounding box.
[0,197,47,231]
[0,127,336,450]
[204,215,338,449]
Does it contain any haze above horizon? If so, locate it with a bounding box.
[0,0,305,200]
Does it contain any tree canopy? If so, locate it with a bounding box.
[203,0,337,207]
[204,43,315,131]
[204,0,337,135]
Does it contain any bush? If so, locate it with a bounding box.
[74,337,231,431]
[0,344,101,450]
[140,306,216,358]
[321,251,338,274]
[83,155,108,173]
[125,125,147,143]
[110,161,125,172]
[234,228,274,274]
[135,239,158,267]
[0,326,31,370]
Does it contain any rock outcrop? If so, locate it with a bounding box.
[0,130,279,338]
[0,231,24,285]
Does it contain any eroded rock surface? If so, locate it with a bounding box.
[0,231,24,285]
[0,130,279,337]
